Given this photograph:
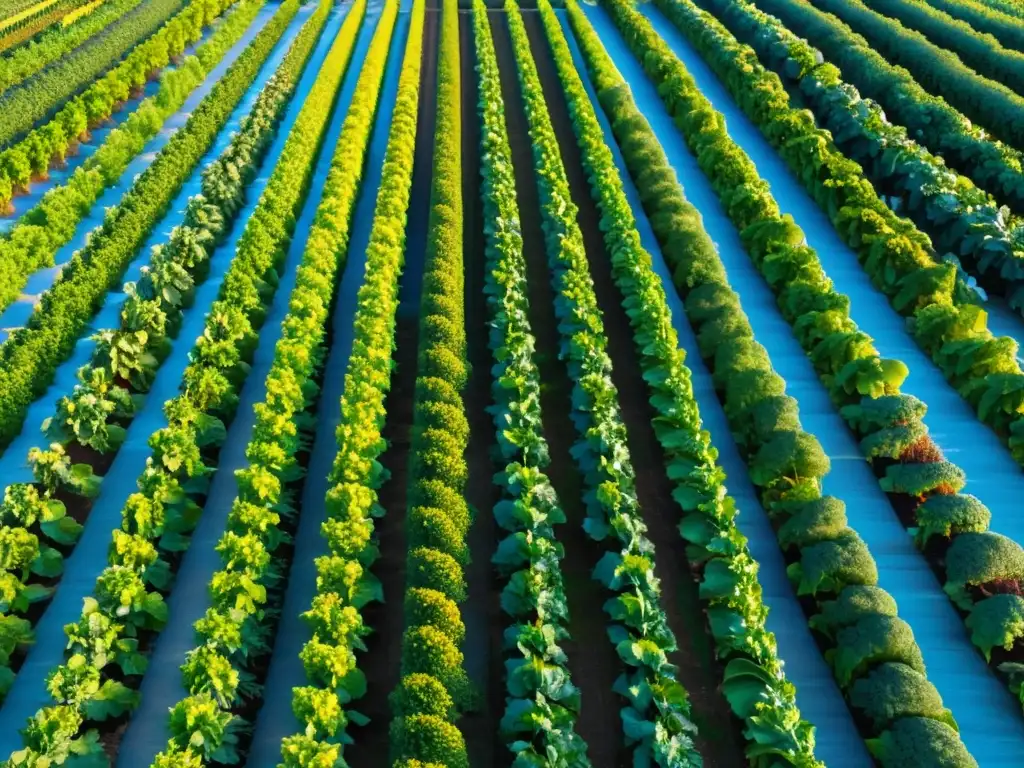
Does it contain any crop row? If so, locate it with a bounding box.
[807,0,1024,158]
[0,0,79,53]
[2,2,347,763]
[507,1,748,763]
[471,1,591,762]
[856,0,1024,98]
[0,0,148,96]
[61,0,106,28]
[704,3,1024,324]
[0,0,325,762]
[603,0,1024,744]
[272,1,449,765]
[650,0,1024,713]
[653,0,1024,461]
[385,0,475,765]
[538,0,831,763]
[0,0,258,329]
[747,0,1024,219]
[265,0,408,757]
[153,3,396,765]
[0,0,306,708]
[0,0,188,149]
[0,0,276,460]
[0,0,63,36]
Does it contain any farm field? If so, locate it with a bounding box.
[5,0,1024,765]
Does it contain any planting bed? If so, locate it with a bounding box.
[3,0,1024,765]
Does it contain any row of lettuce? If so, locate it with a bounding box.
[471,1,591,763]
[0,0,269,452]
[0,0,284,703]
[0,1,337,763]
[382,1,476,765]
[0,0,146,95]
[266,0,417,763]
[592,0,1012,759]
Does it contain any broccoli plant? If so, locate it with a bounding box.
[944,531,1024,610]
[914,494,990,548]
[849,662,956,731]
[965,594,1024,661]
[787,532,877,597]
[866,716,977,767]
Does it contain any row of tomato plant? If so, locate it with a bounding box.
[804,0,1024,159]
[0,0,274,454]
[651,0,1024,463]
[537,1,829,764]
[0,0,264,319]
[385,0,474,764]
[153,2,404,764]
[276,2,444,765]
[471,2,591,763]
[0,0,189,149]
[506,2,725,763]
[604,0,1024,740]
[3,2,349,764]
[0,0,147,96]
[0,0,79,53]
[855,0,1024,98]
[0,0,237,210]
[701,2,1024,316]
[747,0,1024,218]
[0,0,304,709]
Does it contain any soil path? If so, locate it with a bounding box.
[519,9,747,765]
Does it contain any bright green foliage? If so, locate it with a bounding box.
[830,616,926,687]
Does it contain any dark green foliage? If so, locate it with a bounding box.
[850,663,956,730]
[831,616,926,686]
[867,717,978,767]
[965,594,1024,660]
